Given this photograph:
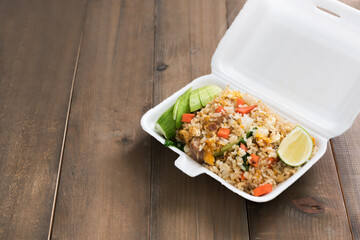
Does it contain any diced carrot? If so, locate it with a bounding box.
[240,143,248,152]
[237,98,245,106]
[267,157,278,168]
[241,174,246,181]
[181,113,195,123]
[215,107,225,113]
[217,128,230,139]
[253,184,273,197]
[235,105,257,114]
[249,154,259,167]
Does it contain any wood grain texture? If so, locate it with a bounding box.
[50,0,155,239]
[0,0,87,239]
[329,1,360,239]
[151,0,249,239]
[332,116,360,239]
[247,142,352,240]
[340,0,360,9]
[226,0,247,26]
[151,1,196,239]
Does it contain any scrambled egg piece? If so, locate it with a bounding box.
[204,151,215,166]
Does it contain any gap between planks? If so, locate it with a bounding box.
[330,139,354,239]
[46,2,89,238]
[149,0,157,239]
[186,0,200,239]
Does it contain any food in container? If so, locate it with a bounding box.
[141,0,360,202]
[156,85,317,196]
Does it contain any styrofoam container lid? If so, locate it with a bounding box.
[212,0,360,139]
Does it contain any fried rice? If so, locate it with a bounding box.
[176,87,317,196]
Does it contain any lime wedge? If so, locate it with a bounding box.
[277,126,313,167]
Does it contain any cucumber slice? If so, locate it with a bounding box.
[173,88,193,119]
[189,90,202,112]
[175,87,192,129]
[206,85,222,98]
[155,105,176,139]
[198,86,212,107]
[173,98,180,120]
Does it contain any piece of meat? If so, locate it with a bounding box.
[206,123,218,132]
[189,138,204,163]
[214,115,224,125]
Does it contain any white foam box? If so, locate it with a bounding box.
[141,0,360,202]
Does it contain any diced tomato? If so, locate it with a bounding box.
[215,107,225,113]
[235,105,257,114]
[217,128,230,139]
[181,113,195,123]
[237,98,245,106]
[253,184,272,197]
[249,154,259,167]
[240,143,248,152]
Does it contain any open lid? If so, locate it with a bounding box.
[212,0,360,139]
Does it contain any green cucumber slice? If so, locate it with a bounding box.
[155,105,176,139]
[189,90,202,112]
[198,86,212,107]
[173,98,180,120]
[175,87,192,129]
[206,85,222,98]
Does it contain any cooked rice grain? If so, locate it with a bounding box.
[176,87,317,195]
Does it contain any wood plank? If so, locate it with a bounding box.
[247,143,352,239]
[50,0,155,239]
[226,0,247,26]
[0,1,87,239]
[331,115,360,239]
[340,0,360,9]
[333,1,360,239]
[151,0,249,239]
[151,1,196,239]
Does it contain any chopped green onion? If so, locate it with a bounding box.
[246,131,253,139]
[164,139,185,151]
[245,127,257,139]
[242,153,250,171]
[238,138,247,147]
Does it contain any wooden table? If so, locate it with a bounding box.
[1,0,359,239]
